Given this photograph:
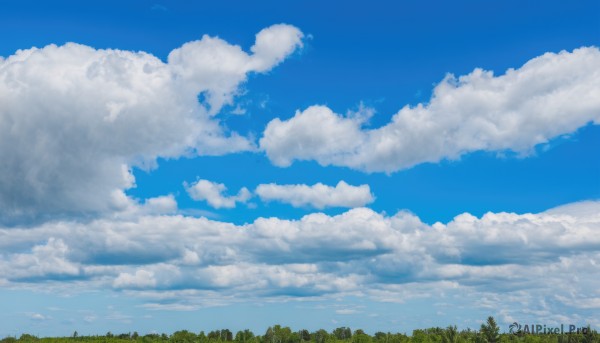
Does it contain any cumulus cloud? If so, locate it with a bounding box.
[0,24,303,224]
[185,179,251,209]
[0,200,598,322]
[0,238,80,281]
[113,269,157,289]
[167,24,303,115]
[139,195,179,215]
[260,47,600,172]
[255,181,374,209]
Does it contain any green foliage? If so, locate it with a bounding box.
[480,317,500,343]
[312,330,329,343]
[298,330,310,343]
[332,328,352,341]
[442,326,458,343]
[171,330,197,343]
[264,325,293,343]
[18,335,38,343]
[354,333,373,343]
[235,330,255,343]
[2,317,599,343]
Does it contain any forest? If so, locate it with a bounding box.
[2,317,598,343]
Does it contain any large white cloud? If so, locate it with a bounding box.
[168,24,304,115]
[0,201,598,323]
[0,24,303,224]
[260,47,600,172]
[255,181,374,209]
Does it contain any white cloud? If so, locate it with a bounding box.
[0,200,597,314]
[0,200,598,327]
[28,313,51,321]
[186,178,375,211]
[255,181,374,209]
[139,195,178,215]
[260,47,600,172]
[0,24,303,224]
[113,269,157,289]
[185,179,251,209]
[0,238,80,281]
[167,24,303,115]
[336,309,359,315]
[249,24,305,73]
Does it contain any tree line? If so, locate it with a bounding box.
[2,317,597,343]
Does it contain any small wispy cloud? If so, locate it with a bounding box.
[28,312,50,321]
[185,179,251,209]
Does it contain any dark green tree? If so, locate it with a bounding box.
[353,332,372,343]
[220,330,233,342]
[298,330,310,342]
[207,330,220,341]
[172,330,197,343]
[442,326,458,343]
[480,317,500,343]
[312,330,329,343]
[235,330,255,343]
[332,328,352,341]
[411,330,431,343]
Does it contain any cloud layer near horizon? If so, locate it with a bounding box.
[0,200,598,324]
[0,24,303,224]
[261,47,600,173]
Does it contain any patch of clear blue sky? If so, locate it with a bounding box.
[0,289,492,337]
[1,0,597,223]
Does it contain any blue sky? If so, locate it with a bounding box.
[0,0,599,337]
